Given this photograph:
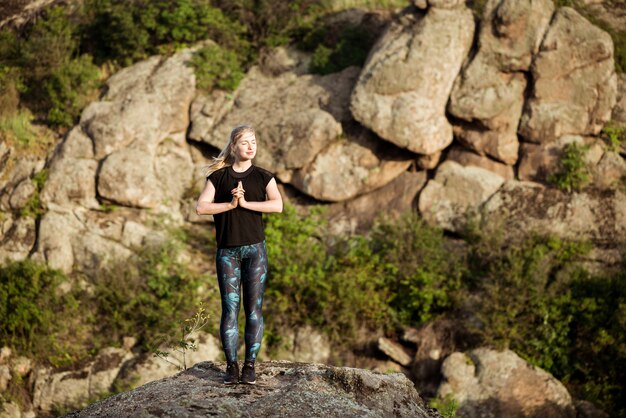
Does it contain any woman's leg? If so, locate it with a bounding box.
[216,248,242,364]
[241,241,268,363]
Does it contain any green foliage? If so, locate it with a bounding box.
[0,260,82,367]
[45,54,101,127]
[0,110,39,147]
[566,270,626,416]
[466,232,591,373]
[152,302,210,370]
[548,142,591,192]
[303,24,376,74]
[370,213,464,324]
[602,123,626,153]
[82,0,248,66]
[429,394,459,418]
[191,44,244,92]
[214,0,322,49]
[19,169,48,219]
[91,240,204,349]
[264,207,463,344]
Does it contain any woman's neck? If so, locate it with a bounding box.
[232,160,252,173]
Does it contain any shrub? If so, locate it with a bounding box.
[370,213,464,325]
[548,142,591,192]
[0,260,83,367]
[602,123,626,153]
[304,24,376,74]
[81,0,248,66]
[191,44,245,92]
[91,240,205,349]
[45,54,101,127]
[19,169,48,219]
[466,233,591,373]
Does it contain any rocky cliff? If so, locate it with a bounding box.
[63,361,440,418]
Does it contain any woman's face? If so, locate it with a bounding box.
[233,131,257,162]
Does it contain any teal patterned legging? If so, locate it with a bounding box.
[216,241,267,363]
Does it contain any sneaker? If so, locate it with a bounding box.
[241,361,256,384]
[224,362,239,384]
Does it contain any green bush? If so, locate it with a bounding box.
[191,44,245,92]
[19,169,48,219]
[602,123,626,153]
[91,240,205,349]
[548,142,591,192]
[304,25,376,74]
[82,0,248,66]
[370,213,464,324]
[45,54,101,127]
[0,260,83,367]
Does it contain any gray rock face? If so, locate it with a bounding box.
[438,348,575,418]
[448,0,554,164]
[612,74,626,124]
[190,66,412,201]
[67,361,440,418]
[350,5,475,155]
[418,161,505,231]
[482,181,626,249]
[519,7,617,143]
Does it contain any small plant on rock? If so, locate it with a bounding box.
[548,142,591,192]
[152,302,210,370]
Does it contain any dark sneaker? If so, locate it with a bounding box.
[224,362,239,384]
[241,361,256,384]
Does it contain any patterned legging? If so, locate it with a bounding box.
[216,241,268,363]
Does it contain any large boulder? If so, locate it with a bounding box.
[190,66,412,201]
[350,3,475,155]
[519,7,617,143]
[67,361,440,418]
[438,348,575,418]
[418,161,505,231]
[446,146,514,180]
[448,0,554,164]
[612,74,626,125]
[482,181,626,251]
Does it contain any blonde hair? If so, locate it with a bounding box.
[205,125,256,176]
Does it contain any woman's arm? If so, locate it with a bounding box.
[196,179,243,215]
[239,177,283,213]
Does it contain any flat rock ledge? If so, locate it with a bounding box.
[64,361,440,418]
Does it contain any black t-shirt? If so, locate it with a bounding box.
[207,165,274,248]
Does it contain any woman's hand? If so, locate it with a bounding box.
[230,181,244,209]
[236,181,248,208]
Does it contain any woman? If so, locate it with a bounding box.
[196,125,283,385]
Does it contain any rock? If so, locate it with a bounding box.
[417,152,442,170]
[288,127,412,202]
[273,326,331,364]
[326,170,428,234]
[126,332,221,388]
[0,365,10,392]
[190,65,409,201]
[593,150,626,189]
[0,401,21,418]
[8,179,35,210]
[0,216,36,262]
[446,146,514,180]
[405,321,461,398]
[574,399,609,418]
[67,361,439,418]
[350,5,475,155]
[10,356,32,378]
[449,0,554,164]
[482,181,626,250]
[0,347,10,363]
[438,348,575,418]
[519,7,617,143]
[40,127,99,209]
[377,337,413,367]
[259,46,310,76]
[517,135,596,182]
[32,347,133,412]
[612,74,626,124]
[418,161,505,231]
